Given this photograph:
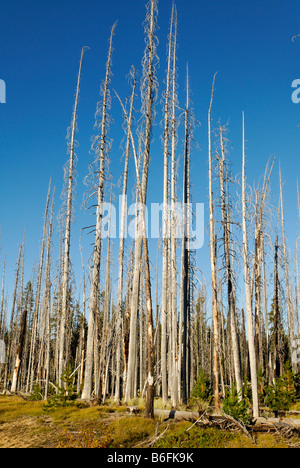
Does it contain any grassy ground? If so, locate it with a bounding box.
[0,395,299,448]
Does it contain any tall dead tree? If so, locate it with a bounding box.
[272,204,281,382]
[26,181,51,392]
[82,24,116,400]
[253,158,275,373]
[43,189,55,399]
[114,68,137,403]
[11,310,27,393]
[4,239,24,388]
[181,66,192,404]
[58,46,88,385]
[218,124,242,396]
[279,169,296,371]
[0,259,6,342]
[160,1,174,405]
[169,4,179,408]
[241,113,259,419]
[208,74,220,410]
[125,1,158,413]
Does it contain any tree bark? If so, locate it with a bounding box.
[241,113,259,419]
[11,310,27,393]
[82,25,116,400]
[208,74,220,410]
[59,47,88,385]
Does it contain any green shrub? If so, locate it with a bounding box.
[265,363,297,414]
[190,369,212,404]
[222,386,251,425]
[44,365,78,411]
[29,384,43,401]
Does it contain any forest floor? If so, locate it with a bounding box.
[0,395,300,448]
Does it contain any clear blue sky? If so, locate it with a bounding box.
[0,0,300,311]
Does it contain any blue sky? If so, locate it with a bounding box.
[0,0,300,312]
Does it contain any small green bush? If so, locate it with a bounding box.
[222,386,251,425]
[190,369,212,404]
[29,384,43,401]
[265,363,297,414]
[44,365,78,411]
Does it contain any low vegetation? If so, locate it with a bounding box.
[0,394,300,448]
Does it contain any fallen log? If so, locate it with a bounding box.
[154,409,255,442]
[127,406,140,414]
[154,410,300,436]
[154,409,200,421]
[254,417,300,434]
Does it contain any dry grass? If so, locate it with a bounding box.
[0,395,299,448]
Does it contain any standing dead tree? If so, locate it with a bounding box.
[82,24,116,401]
[181,65,193,405]
[11,310,27,393]
[125,1,159,415]
[114,68,137,404]
[241,113,259,419]
[26,181,51,392]
[218,124,243,397]
[169,4,179,408]
[160,1,174,406]
[279,169,297,372]
[58,46,88,385]
[208,74,220,410]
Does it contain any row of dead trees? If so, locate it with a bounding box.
[0,1,299,420]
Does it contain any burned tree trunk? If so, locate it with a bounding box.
[11,310,27,393]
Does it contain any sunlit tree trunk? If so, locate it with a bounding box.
[59,47,88,385]
[11,310,27,393]
[279,169,296,371]
[82,25,116,400]
[114,69,136,403]
[169,4,179,408]
[26,181,51,392]
[241,113,259,419]
[208,74,220,410]
[125,1,158,410]
[218,125,242,397]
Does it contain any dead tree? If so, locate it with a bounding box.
[181,66,192,405]
[272,205,281,382]
[11,310,27,393]
[114,68,137,403]
[279,169,296,371]
[82,24,116,400]
[125,0,158,412]
[208,74,220,410]
[58,46,88,385]
[241,113,259,419]
[218,124,242,397]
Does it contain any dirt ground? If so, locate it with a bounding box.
[0,416,59,448]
